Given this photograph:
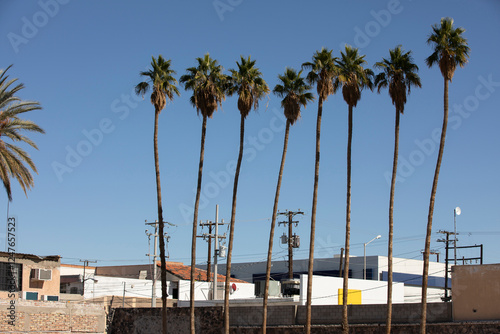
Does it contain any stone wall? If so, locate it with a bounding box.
[228,303,451,327]
[229,322,500,334]
[108,304,499,334]
[109,307,223,334]
[0,300,106,333]
[294,303,451,326]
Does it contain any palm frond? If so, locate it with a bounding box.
[0,65,44,200]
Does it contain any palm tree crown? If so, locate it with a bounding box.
[228,56,269,118]
[0,65,45,201]
[302,47,338,101]
[273,68,314,124]
[180,53,229,118]
[334,45,374,107]
[135,55,180,112]
[375,46,422,114]
[426,17,470,81]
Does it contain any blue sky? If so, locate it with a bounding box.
[1,0,499,268]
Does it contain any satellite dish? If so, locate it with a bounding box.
[455,207,461,216]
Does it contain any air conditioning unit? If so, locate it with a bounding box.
[31,269,52,281]
[255,281,280,297]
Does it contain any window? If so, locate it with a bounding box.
[0,262,22,292]
[25,291,38,300]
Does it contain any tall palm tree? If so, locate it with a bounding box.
[0,65,44,201]
[301,48,337,334]
[135,55,179,334]
[261,68,313,333]
[374,46,421,334]
[179,53,228,334]
[224,56,269,334]
[333,45,373,334]
[421,18,469,333]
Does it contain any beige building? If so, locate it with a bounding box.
[452,263,500,321]
[0,252,60,301]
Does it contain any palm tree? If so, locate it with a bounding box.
[374,46,421,334]
[421,18,469,333]
[224,56,269,334]
[301,48,337,334]
[261,68,313,333]
[0,65,44,201]
[135,55,179,334]
[333,45,373,334]
[179,53,228,334]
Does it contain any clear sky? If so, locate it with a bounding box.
[1,0,499,269]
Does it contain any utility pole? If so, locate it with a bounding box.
[278,210,303,279]
[197,220,214,281]
[145,221,159,307]
[338,248,344,278]
[437,230,456,302]
[122,282,126,308]
[199,205,227,300]
[145,219,173,307]
[79,259,97,297]
[429,250,440,263]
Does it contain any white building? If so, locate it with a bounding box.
[207,255,447,303]
[60,261,254,304]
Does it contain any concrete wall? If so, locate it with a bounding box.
[299,274,404,305]
[61,264,96,276]
[452,264,500,321]
[177,280,255,303]
[230,322,500,334]
[107,303,452,332]
[109,307,223,334]
[404,285,444,303]
[0,299,106,333]
[84,275,173,300]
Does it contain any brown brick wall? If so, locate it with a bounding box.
[0,300,105,333]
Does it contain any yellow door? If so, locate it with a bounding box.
[338,289,362,305]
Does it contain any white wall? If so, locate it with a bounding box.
[299,275,404,305]
[377,257,446,280]
[177,280,255,303]
[404,286,444,303]
[60,265,96,276]
[84,275,173,300]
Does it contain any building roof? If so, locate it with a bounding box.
[61,263,97,270]
[0,251,60,262]
[157,261,247,284]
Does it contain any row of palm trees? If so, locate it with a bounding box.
[135,17,469,334]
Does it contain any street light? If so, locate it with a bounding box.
[364,235,382,280]
[454,207,461,265]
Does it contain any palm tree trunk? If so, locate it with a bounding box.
[386,109,400,334]
[153,109,168,334]
[420,77,449,334]
[342,104,353,334]
[224,115,245,334]
[305,97,323,334]
[190,115,207,334]
[262,120,291,333]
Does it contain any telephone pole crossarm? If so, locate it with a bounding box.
[277,209,304,279]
